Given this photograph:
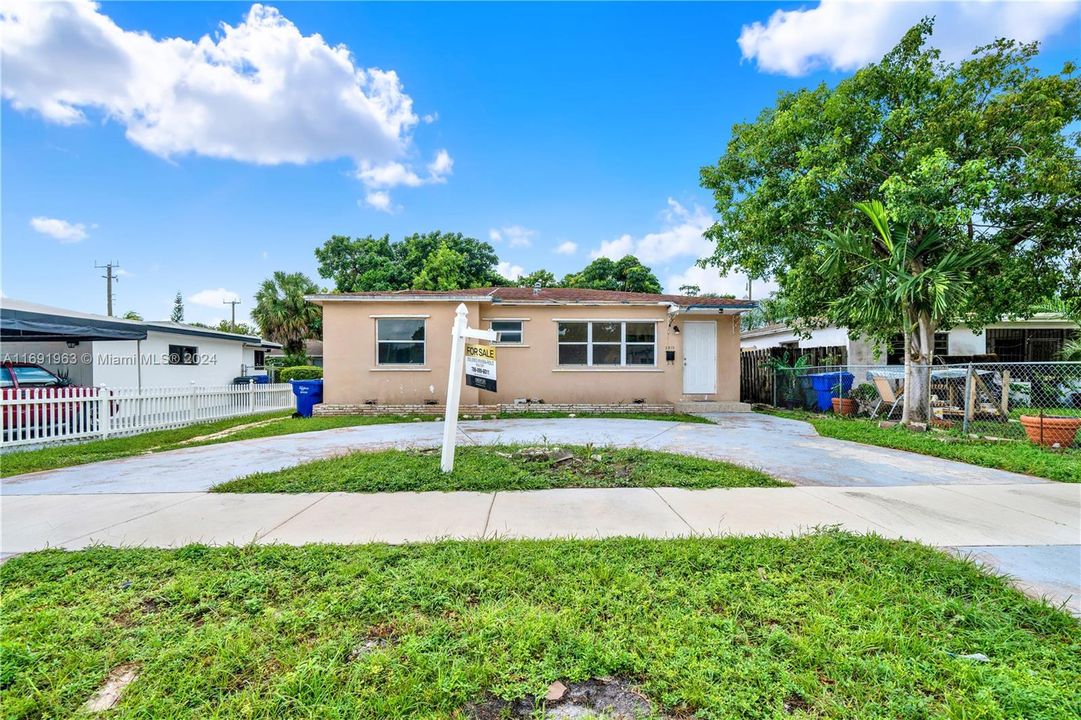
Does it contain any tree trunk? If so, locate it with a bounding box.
[902,312,934,425]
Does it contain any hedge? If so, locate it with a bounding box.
[279,365,323,382]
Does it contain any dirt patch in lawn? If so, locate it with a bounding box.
[468,678,656,719]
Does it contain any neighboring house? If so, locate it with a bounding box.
[267,339,324,367]
[1,299,280,388]
[307,287,756,412]
[740,313,1078,364]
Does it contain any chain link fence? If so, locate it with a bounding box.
[773,361,1081,448]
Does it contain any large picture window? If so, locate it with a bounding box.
[377,318,426,365]
[557,321,656,367]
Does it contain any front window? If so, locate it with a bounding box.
[557,321,656,367]
[254,350,266,369]
[490,320,524,345]
[169,345,199,365]
[377,318,426,365]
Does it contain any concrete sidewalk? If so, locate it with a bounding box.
[1,415,1049,495]
[3,482,1078,612]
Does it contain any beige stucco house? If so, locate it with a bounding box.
[307,287,755,414]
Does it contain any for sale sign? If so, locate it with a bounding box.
[464,343,497,392]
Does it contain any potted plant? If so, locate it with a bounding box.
[832,395,858,416]
[1019,365,1081,448]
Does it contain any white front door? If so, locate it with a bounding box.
[682,321,717,394]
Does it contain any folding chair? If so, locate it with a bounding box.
[871,375,904,419]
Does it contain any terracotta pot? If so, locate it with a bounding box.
[831,397,858,417]
[1019,415,1081,448]
[931,417,954,430]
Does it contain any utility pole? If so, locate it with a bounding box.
[223,297,241,328]
[95,261,120,316]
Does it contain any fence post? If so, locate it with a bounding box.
[772,370,777,407]
[962,362,974,434]
[189,381,197,423]
[249,379,255,414]
[98,384,111,439]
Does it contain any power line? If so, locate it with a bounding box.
[223,297,241,328]
[94,261,120,317]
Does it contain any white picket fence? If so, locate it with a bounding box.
[1,382,295,450]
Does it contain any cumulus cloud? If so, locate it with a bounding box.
[363,190,395,213]
[738,0,1080,76]
[488,225,535,248]
[591,198,712,264]
[496,261,525,281]
[0,1,448,207]
[30,216,88,242]
[555,241,578,255]
[189,288,241,308]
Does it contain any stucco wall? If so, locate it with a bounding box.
[321,301,742,405]
[93,332,251,387]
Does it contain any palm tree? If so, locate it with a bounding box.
[251,272,321,357]
[819,201,993,425]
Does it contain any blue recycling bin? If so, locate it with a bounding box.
[290,379,324,417]
[806,371,854,412]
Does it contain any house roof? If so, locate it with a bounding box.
[307,287,757,310]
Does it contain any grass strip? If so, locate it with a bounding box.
[2,534,1077,718]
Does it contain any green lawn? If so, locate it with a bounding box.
[762,409,1081,483]
[2,534,1077,719]
[0,412,708,478]
[213,444,783,493]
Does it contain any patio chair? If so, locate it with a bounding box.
[871,376,904,419]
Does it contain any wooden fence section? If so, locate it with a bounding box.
[740,345,848,405]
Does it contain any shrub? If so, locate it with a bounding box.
[279,365,323,382]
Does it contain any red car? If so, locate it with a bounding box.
[1,362,107,439]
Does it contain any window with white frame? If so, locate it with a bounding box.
[490,320,524,344]
[377,318,426,365]
[557,321,656,367]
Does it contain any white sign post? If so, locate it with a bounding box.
[441,303,497,472]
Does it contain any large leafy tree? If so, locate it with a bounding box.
[562,256,663,294]
[700,21,1080,362]
[252,271,322,356]
[413,242,466,290]
[315,231,501,292]
[517,269,558,288]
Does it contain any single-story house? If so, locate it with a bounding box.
[306,287,756,413]
[740,313,1078,365]
[1,298,280,388]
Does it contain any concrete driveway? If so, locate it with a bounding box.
[0,413,1048,495]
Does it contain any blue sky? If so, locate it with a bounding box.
[2,1,1078,326]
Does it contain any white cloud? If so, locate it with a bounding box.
[189,288,241,308]
[664,265,778,299]
[30,216,88,242]
[590,198,712,264]
[1,1,448,208]
[738,0,1080,76]
[488,225,535,248]
[555,241,578,255]
[363,190,395,213]
[496,261,525,281]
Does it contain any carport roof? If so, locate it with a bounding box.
[1,299,148,341]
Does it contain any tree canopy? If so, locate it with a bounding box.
[251,271,322,356]
[561,256,663,294]
[170,292,184,323]
[315,231,502,292]
[700,20,1081,344]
